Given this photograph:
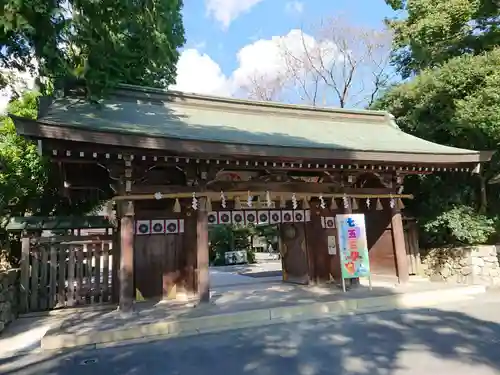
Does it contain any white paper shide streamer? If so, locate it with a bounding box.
[191,192,198,210]
[319,195,326,209]
[220,191,227,209]
[247,191,253,208]
[342,194,349,209]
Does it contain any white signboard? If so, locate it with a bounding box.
[327,235,337,255]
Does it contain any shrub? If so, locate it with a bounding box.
[423,205,495,246]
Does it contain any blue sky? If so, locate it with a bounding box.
[184,0,393,73]
[172,0,399,106]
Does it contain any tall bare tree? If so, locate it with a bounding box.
[242,73,286,102]
[240,17,394,108]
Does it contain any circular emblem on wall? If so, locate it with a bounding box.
[271,213,280,222]
[326,219,334,228]
[283,213,292,222]
[152,223,163,232]
[208,214,217,224]
[295,213,303,222]
[220,214,230,223]
[247,214,256,223]
[259,213,268,222]
[167,223,177,232]
[138,224,149,234]
[234,214,243,223]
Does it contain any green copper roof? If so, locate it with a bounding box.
[29,84,484,157]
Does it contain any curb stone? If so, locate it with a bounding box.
[41,285,486,350]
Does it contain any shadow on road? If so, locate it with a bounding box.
[1,304,500,375]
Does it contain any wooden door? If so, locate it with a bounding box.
[280,223,309,284]
[134,233,184,300]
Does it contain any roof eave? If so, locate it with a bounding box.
[11,116,493,166]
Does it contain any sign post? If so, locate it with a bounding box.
[335,213,372,291]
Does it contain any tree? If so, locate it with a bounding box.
[209,225,253,265]
[385,0,500,78]
[0,92,47,222]
[0,0,186,98]
[373,1,500,246]
[240,17,395,108]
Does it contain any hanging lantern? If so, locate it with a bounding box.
[173,198,181,213]
[376,198,383,211]
[234,196,242,209]
[280,195,286,208]
[319,195,326,209]
[291,193,298,209]
[352,198,358,210]
[266,191,272,207]
[330,197,338,210]
[302,197,310,209]
[256,196,263,209]
[220,191,227,208]
[206,196,213,211]
[105,200,114,218]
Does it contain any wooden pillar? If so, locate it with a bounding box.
[197,197,210,303]
[391,206,409,284]
[20,233,30,313]
[118,155,135,311]
[119,201,135,311]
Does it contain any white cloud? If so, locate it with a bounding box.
[170,49,231,96]
[285,1,304,14]
[205,0,264,29]
[171,30,339,101]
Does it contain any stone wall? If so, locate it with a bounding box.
[422,245,500,286]
[0,269,19,333]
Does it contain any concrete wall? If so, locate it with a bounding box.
[422,245,500,286]
[0,269,19,333]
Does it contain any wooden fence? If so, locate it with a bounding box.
[20,228,117,313]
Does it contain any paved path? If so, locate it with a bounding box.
[2,291,500,375]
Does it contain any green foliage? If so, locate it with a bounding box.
[246,248,256,264]
[423,205,496,246]
[375,2,500,247]
[373,49,500,151]
[385,0,500,78]
[209,225,252,266]
[0,0,185,98]
[0,92,47,220]
[0,92,107,265]
[373,50,500,246]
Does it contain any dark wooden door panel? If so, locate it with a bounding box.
[134,232,184,300]
[368,229,397,275]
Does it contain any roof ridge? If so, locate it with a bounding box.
[115,83,390,121]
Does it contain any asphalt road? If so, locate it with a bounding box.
[2,292,500,375]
